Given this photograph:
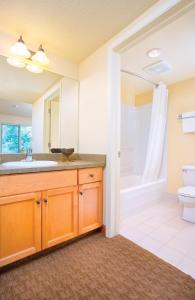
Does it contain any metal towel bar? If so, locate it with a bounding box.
[177,114,195,120]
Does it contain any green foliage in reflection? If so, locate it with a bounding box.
[1,124,32,153]
[20,126,32,152]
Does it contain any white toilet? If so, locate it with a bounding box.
[178,165,195,223]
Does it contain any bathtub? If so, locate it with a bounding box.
[120,175,166,224]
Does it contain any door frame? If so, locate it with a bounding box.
[105,0,193,237]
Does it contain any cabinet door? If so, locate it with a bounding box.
[79,182,103,235]
[0,192,41,267]
[42,186,78,249]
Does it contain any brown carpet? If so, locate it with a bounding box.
[1,233,195,300]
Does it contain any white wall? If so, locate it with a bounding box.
[50,98,60,149]
[32,78,79,153]
[79,46,108,154]
[32,81,61,153]
[60,77,79,152]
[0,113,31,126]
[32,96,45,152]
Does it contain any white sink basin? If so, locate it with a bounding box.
[2,160,58,168]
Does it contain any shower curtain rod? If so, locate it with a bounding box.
[121,69,158,87]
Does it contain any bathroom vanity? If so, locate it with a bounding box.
[0,155,105,267]
[0,53,104,268]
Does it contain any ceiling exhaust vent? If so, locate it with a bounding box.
[143,60,173,75]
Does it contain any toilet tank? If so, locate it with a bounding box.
[182,165,195,186]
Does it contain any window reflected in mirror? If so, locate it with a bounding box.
[1,124,32,153]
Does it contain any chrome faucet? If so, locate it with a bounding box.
[25,148,33,162]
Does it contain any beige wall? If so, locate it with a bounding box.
[120,75,153,106]
[167,77,195,193]
[134,77,195,194]
[135,91,152,106]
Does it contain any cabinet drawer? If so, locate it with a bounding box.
[0,170,77,197]
[78,167,102,184]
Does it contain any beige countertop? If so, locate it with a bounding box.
[0,154,106,176]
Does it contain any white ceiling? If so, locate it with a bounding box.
[121,7,195,95]
[0,98,32,118]
[0,55,62,104]
[0,0,157,63]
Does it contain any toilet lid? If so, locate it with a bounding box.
[178,186,195,197]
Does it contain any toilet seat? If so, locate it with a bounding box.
[178,186,195,198]
[178,186,195,203]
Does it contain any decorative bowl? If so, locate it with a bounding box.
[61,148,74,157]
[50,148,62,153]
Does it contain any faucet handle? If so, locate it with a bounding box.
[27,148,32,154]
[25,148,33,161]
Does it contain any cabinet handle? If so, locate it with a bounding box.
[44,198,48,204]
[79,192,83,196]
[89,174,94,178]
[36,200,41,205]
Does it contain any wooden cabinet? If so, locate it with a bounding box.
[0,170,77,197]
[42,186,78,249]
[0,192,41,267]
[0,167,103,267]
[78,167,103,185]
[79,182,103,235]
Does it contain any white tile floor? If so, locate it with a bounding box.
[119,198,195,278]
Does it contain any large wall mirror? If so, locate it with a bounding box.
[0,55,79,154]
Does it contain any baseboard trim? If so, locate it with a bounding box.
[101,225,106,235]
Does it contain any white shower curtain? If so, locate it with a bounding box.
[142,82,168,183]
